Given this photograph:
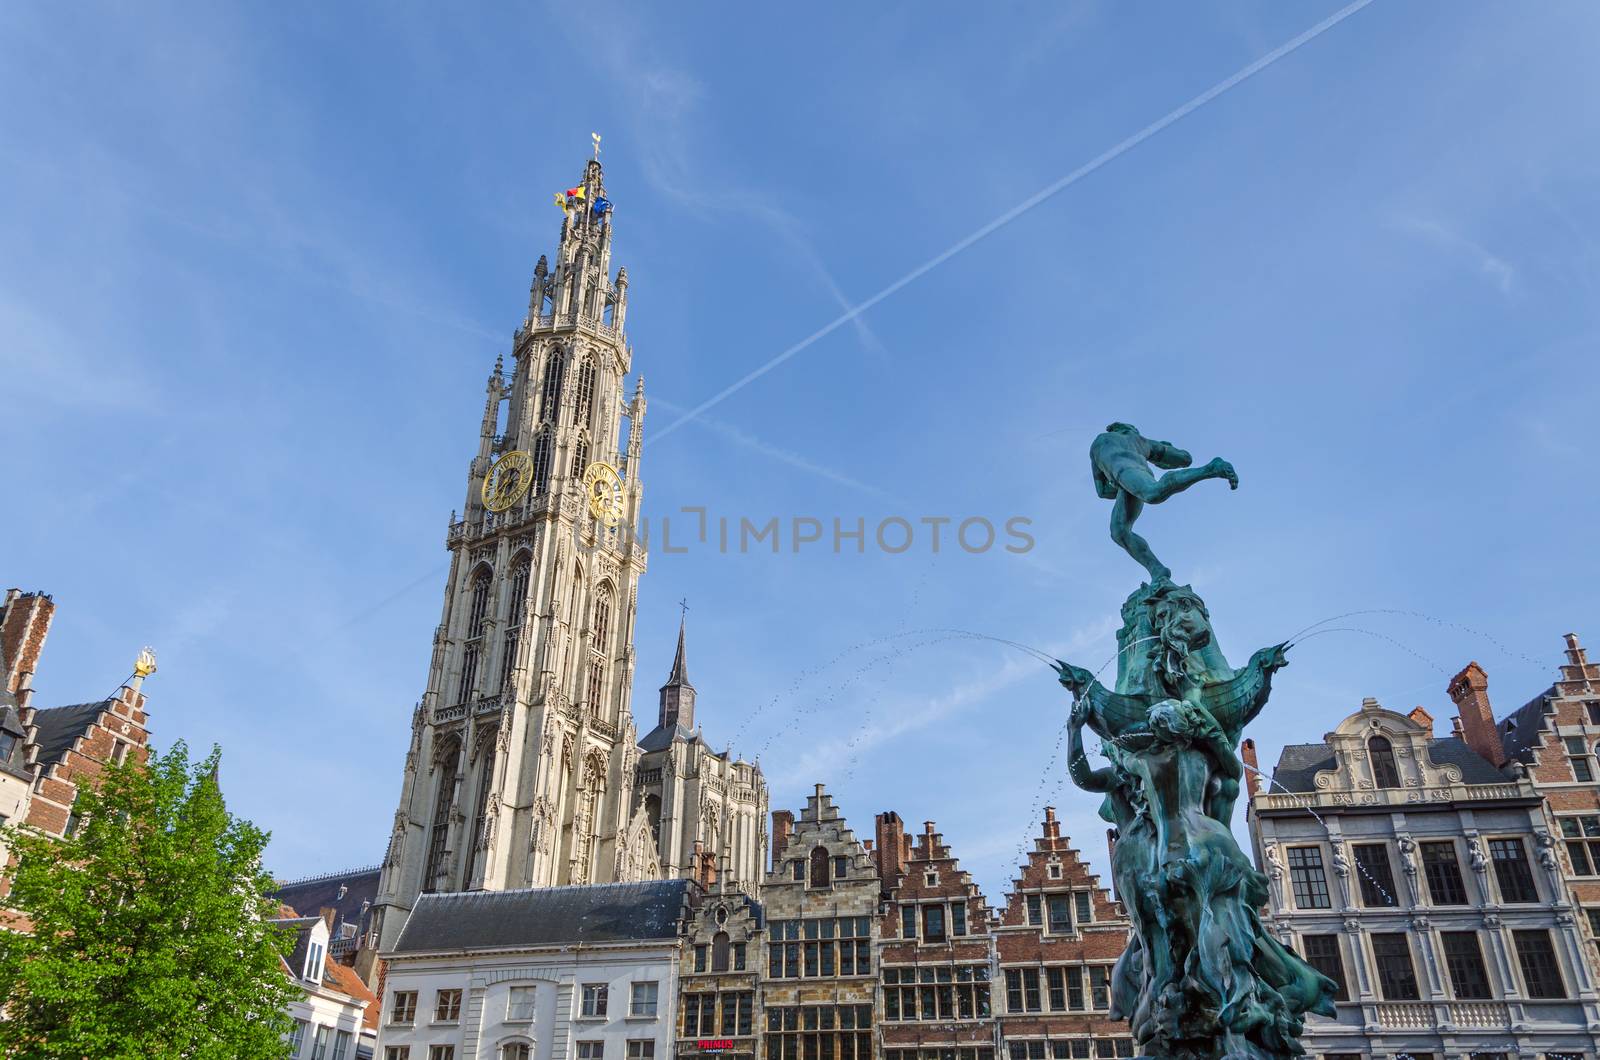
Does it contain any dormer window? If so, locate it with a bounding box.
[1368,736,1401,789]
[305,939,325,983]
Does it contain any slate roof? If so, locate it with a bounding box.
[391,879,693,955]
[1498,686,1557,763]
[271,866,381,948]
[0,704,29,780]
[638,722,696,753]
[274,916,323,979]
[1269,735,1510,793]
[30,701,108,768]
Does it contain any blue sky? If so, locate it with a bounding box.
[4,2,1599,900]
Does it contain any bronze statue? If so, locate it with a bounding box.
[1057,432,1334,1060]
[1091,423,1237,584]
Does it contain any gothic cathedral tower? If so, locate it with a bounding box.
[368,156,658,958]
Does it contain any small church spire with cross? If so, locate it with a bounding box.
[658,605,695,731]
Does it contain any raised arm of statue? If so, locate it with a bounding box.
[1067,694,1115,793]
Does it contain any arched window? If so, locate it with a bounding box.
[423,743,459,892]
[540,349,565,424]
[466,567,492,639]
[572,433,590,480]
[574,356,596,426]
[644,793,661,845]
[462,742,497,886]
[587,657,606,714]
[501,555,531,690]
[711,931,731,973]
[457,645,481,704]
[532,432,553,495]
[1369,736,1401,789]
[592,592,613,655]
[809,846,831,889]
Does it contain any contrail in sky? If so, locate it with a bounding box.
[650,0,1378,445]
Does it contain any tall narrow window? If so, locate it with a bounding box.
[501,556,531,690]
[1489,837,1539,903]
[532,432,553,495]
[1352,844,1398,907]
[1047,895,1073,934]
[1565,736,1594,782]
[1514,929,1567,999]
[809,846,831,889]
[423,751,457,892]
[466,568,492,639]
[1440,931,1492,999]
[1287,847,1331,909]
[587,658,606,714]
[574,357,596,426]
[1301,935,1347,1001]
[573,434,590,480]
[712,932,731,973]
[540,349,565,424]
[457,646,480,704]
[462,745,497,886]
[1371,933,1419,1000]
[922,904,946,943]
[1368,736,1401,788]
[592,594,612,655]
[1422,841,1468,905]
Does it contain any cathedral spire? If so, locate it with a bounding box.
[658,613,696,731]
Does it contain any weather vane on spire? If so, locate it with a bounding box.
[591,131,602,161]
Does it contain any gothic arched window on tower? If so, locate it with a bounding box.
[423,746,459,893]
[587,657,606,715]
[1369,735,1401,789]
[457,645,481,706]
[466,567,492,640]
[809,846,832,889]
[462,742,498,886]
[532,432,553,496]
[593,591,612,655]
[501,554,531,690]
[572,433,590,481]
[540,349,566,424]
[574,356,596,426]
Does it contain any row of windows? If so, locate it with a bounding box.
[768,937,873,978]
[1020,891,1094,933]
[1006,1040,1134,1060]
[787,847,856,887]
[1299,928,1567,1002]
[883,964,991,1021]
[764,1004,873,1060]
[1003,965,1111,1013]
[694,932,749,973]
[286,1020,353,1060]
[884,1048,994,1060]
[1286,836,1539,910]
[386,1047,539,1060]
[898,901,968,942]
[390,982,657,1026]
[683,991,755,1037]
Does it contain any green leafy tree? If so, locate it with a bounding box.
[0,741,297,1059]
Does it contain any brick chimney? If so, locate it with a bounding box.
[771,810,794,869]
[1241,739,1261,796]
[1408,705,1435,732]
[1448,661,1505,767]
[1566,633,1589,667]
[875,811,906,885]
[0,589,55,697]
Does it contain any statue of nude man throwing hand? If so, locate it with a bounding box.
[1090,422,1237,584]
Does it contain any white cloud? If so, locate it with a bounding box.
[1394,214,1515,294]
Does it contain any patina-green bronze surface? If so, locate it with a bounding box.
[1056,428,1335,1060]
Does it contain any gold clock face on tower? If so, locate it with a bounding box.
[482,450,534,512]
[582,461,625,527]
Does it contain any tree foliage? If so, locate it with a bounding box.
[0,741,297,1059]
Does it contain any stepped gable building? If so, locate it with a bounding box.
[367,153,767,972]
[873,813,998,1060]
[1251,695,1600,1059]
[0,586,152,889]
[993,808,1132,1060]
[1448,633,1600,969]
[677,850,763,1060]
[762,786,882,1060]
[635,618,768,888]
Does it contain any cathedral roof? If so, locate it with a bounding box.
[391,879,694,954]
[638,721,696,753]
